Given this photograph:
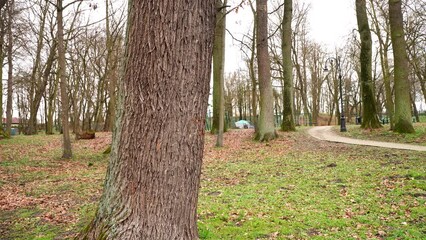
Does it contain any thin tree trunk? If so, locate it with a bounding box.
[281,0,295,131]
[79,0,216,238]
[46,70,58,135]
[249,1,257,131]
[356,0,381,129]
[389,0,415,133]
[255,0,276,141]
[57,0,72,158]
[26,0,49,135]
[103,0,117,132]
[212,0,227,148]
[5,0,14,137]
[0,11,4,134]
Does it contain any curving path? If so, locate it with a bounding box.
[308,126,426,152]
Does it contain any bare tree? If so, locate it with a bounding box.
[212,0,227,147]
[5,0,14,137]
[389,0,415,133]
[356,0,381,129]
[281,0,295,131]
[255,0,277,141]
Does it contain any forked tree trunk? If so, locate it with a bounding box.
[255,0,276,141]
[389,0,415,133]
[79,0,216,239]
[57,0,72,158]
[356,0,381,129]
[281,0,295,131]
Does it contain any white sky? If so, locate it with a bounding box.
[225,0,357,73]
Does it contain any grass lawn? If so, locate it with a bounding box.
[341,123,426,146]
[0,129,425,239]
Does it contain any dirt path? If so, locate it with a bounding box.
[308,126,426,152]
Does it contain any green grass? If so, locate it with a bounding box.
[198,144,426,239]
[342,123,426,146]
[0,131,425,239]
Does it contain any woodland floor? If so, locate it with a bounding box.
[0,126,425,239]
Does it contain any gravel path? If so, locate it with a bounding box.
[308,126,426,152]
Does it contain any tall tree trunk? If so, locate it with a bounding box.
[281,0,295,131]
[57,0,72,158]
[255,0,276,141]
[5,0,14,137]
[389,0,415,133]
[103,0,117,132]
[249,1,257,131]
[212,0,226,149]
[356,0,381,129]
[0,11,4,134]
[79,0,216,238]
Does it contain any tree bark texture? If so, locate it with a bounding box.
[212,0,226,147]
[80,0,216,239]
[389,0,415,133]
[255,0,276,141]
[356,0,381,129]
[281,0,295,131]
[57,0,73,158]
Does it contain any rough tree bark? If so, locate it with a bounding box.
[255,0,277,141]
[356,0,381,129]
[389,0,415,133]
[79,0,216,239]
[57,0,72,158]
[281,0,295,131]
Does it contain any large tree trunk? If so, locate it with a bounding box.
[212,0,226,148]
[255,0,276,141]
[79,0,216,239]
[389,0,415,133]
[5,0,14,137]
[57,0,72,158]
[281,0,295,131]
[356,0,381,129]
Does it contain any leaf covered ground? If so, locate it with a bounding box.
[0,128,425,239]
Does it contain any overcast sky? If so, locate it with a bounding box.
[225,0,358,73]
